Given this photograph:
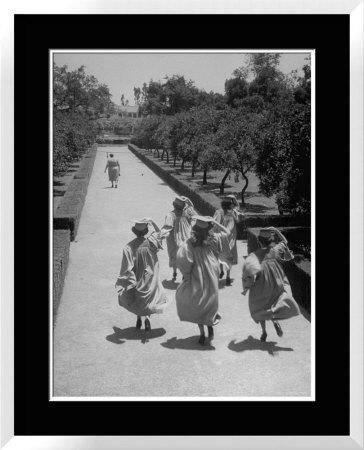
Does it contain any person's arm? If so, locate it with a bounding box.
[143,218,160,232]
[104,161,109,173]
[161,212,174,231]
[213,220,230,235]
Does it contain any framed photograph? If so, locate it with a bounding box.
[2,0,362,449]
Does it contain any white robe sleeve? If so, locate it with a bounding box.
[116,246,137,290]
[176,242,194,281]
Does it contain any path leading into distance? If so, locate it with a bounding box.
[53,145,311,398]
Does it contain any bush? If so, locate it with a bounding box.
[54,110,97,175]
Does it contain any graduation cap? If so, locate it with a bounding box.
[173,196,186,207]
[132,219,149,231]
[192,215,216,229]
[223,194,239,207]
[259,227,288,244]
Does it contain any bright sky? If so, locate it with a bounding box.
[53,51,311,104]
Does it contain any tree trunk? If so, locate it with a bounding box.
[202,168,208,185]
[191,159,196,177]
[240,170,249,206]
[174,156,177,167]
[166,151,169,164]
[181,159,185,171]
[161,149,165,161]
[219,169,231,195]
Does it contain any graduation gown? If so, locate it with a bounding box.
[117,240,170,316]
[175,232,230,326]
[243,243,301,323]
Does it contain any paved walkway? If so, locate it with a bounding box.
[53,146,311,398]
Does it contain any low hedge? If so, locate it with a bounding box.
[247,227,311,313]
[129,143,217,216]
[53,229,71,323]
[54,144,97,240]
[128,144,310,237]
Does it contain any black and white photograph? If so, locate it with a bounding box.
[2,6,361,449]
[51,50,314,400]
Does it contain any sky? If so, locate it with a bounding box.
[53,51,311,105]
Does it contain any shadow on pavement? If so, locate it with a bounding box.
[106,326,166,345]
[218,278,236,289]
[161,336,215,351]
[162,279,179,290]
[228,335,293,356]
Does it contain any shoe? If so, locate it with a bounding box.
[145,318,151,332]
[225,277,232,286]
[198,335,205,345]
[136,317,142,329]
[260,332,267,342]
[207,326,214,339]
[219,270,224,279]
[273,320,283,337]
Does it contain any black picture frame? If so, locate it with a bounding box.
[8,7,358,449]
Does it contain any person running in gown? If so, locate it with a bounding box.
[242,227,301,342]
[104,153,120,188]
[176,215,231,345]
[162,195,197,281]
[213,194,244,286]
[115,218,161,330]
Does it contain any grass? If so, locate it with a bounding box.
[155,155,279,215]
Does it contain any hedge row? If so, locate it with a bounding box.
[247,227,311,313]
[128,143,218,216]
[54,144,97,240]
[97,137,131,145]
[53,229,71,323]
[128,144,310,238]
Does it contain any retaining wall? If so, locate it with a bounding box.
[53,229,71,323]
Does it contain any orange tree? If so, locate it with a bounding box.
[214,107,263,203]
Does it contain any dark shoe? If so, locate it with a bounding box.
[198,335,205,345]
[225,277,232,286]
[145,318,151,332]
[207,326,214,339]
[136,317,142,329]
[219,270,224,279]
[260,332,267,342]
[273,320,283,337]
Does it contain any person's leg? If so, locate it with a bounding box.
[198,324,205,345]
[207,325,214,339]
[136,315,142,329]
[226,269,232,286]
[260,321,267,342]
[219,264,224,279]
[145,315,151,331]
[172,266,177,281]
[272,319,283,337]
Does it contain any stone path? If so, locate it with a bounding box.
[53,145,311,398]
